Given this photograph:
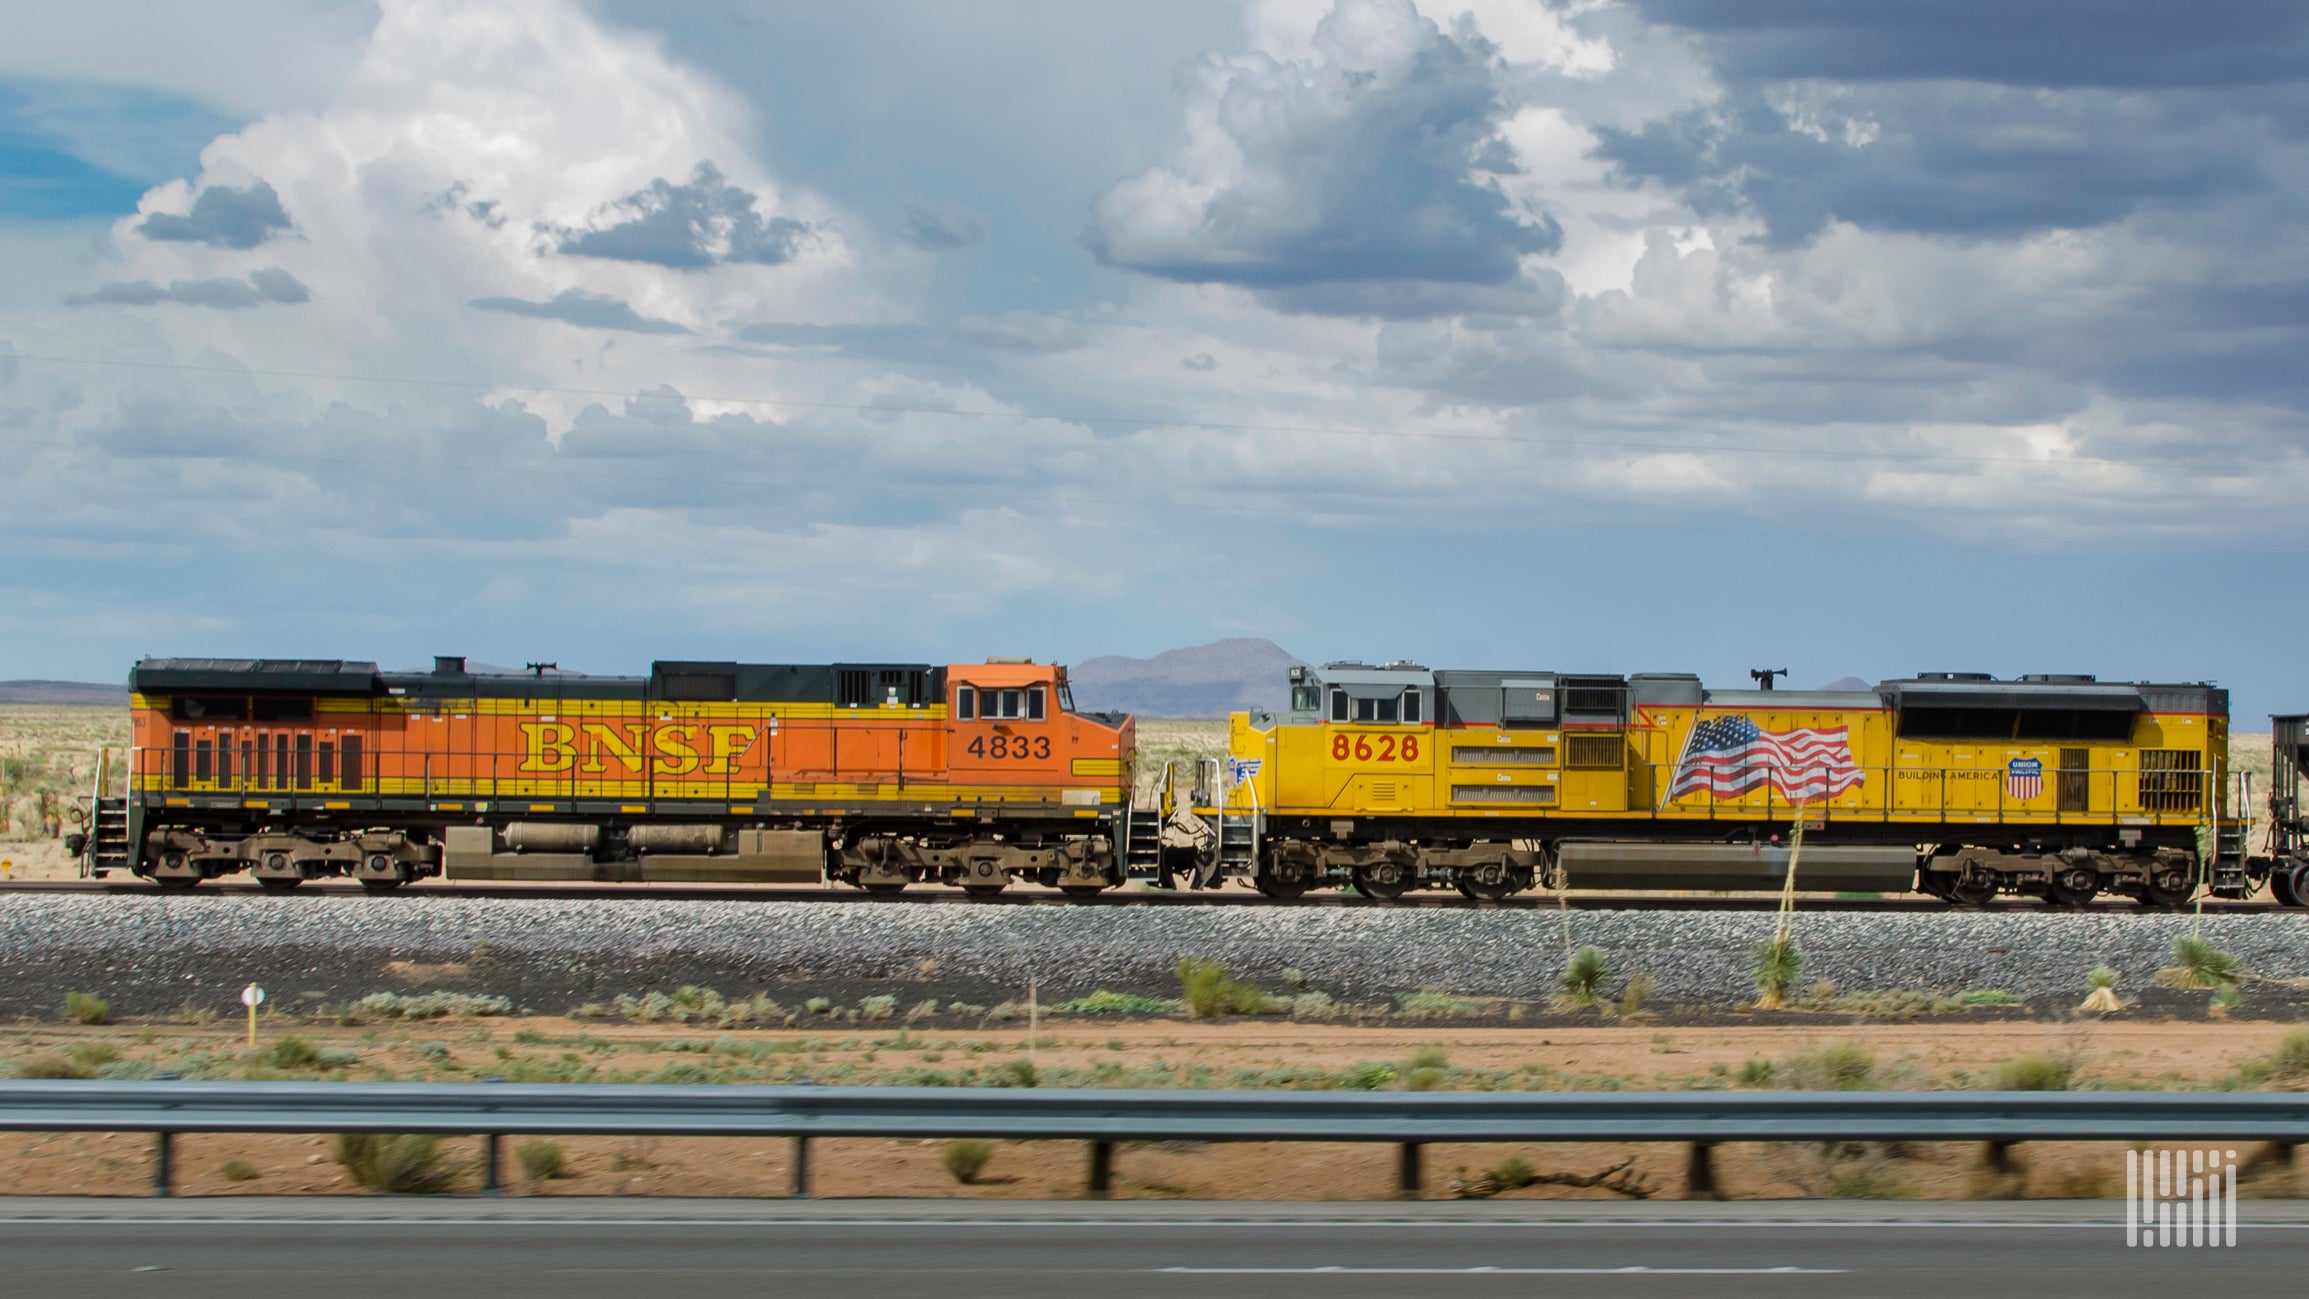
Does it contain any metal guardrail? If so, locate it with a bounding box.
[3,1081,2304,1199]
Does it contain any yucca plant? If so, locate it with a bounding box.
[2171,935,2243,990]
[1558,945,1611,1008]
[1753,935,1804,1010]
[2079,964,2122,1014]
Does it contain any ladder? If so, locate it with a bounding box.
[79,748,134,878]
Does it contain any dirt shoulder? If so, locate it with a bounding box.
[4,1011,2303,1202]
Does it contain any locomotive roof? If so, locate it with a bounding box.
[130,657,945,706]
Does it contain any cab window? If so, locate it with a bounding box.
[956,686,976,720]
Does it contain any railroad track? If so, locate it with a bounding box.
[0,878,2290,913]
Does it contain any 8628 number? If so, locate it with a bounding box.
[1332,734,1420,762]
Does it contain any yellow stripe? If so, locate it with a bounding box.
[1070,758,1123,777]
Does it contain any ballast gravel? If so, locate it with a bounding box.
[0,895,2302,1018]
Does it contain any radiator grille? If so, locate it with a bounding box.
[1452,745,1556,765]
[1452,785,1556,804]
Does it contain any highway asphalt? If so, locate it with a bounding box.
[4,1198,2305,1297]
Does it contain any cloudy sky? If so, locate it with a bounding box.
[2,1,2305,716]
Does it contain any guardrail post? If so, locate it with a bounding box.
[791,1137,811,1198]
[153,1132,173,1197]
[1983,1141,2015,1175]
[1686,1142,1716,1199]
[483,1133,502,1195]
[1397,1142,1423,1197]
[1088,1141,1114,1197]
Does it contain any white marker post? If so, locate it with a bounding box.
[241,983,265,1048]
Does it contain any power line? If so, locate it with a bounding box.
[2,349,2235,474]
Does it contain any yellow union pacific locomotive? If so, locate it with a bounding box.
[1203,663,2251,905]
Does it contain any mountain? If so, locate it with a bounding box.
[0,680,129,705]
[1068,639,1305,717]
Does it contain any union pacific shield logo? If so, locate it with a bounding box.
[2007,757,2043,800]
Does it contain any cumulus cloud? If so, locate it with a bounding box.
[555,161,814,268]
[1085,0,1560,316]
[896,199,987,250]
[67,267,310,308]
[135,179,292,248]
[467,289,688,333]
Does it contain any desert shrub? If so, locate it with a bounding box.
[1060,990,1174,1015]
[1402,1045,1450,1091]
[1558,946,1610,1008]
[67,1041,118,1073]
[353,992,511,1021]
[2081,965,2123,1014]
[415,1041,451,1064]
[1347,1063,1397,1090]
[65,991,110,1025]
[651,1061,714,1084]
[2088,964,2118,990]
[262,1035,324,1070]
[860,995,897,1022]
[1989,1054,2074,1091]
[2170,936,2244,990]
[516,1139,565,1184]
[984,1060,1039,1088]
[1394,992,1485,1020]
[1618,973,1655,1017]
[942,1138,996,1184]
[1177,957,1280,1018]
[1289,991,1338,1020]
[805,997,832,1015]
[2273,1029,2309,1081]
[1952,989,2022,1006]
[1826,1164,1907,1198]
[218,1160,261,1183]
[1486,1154,1535,1191]
[1752,936,1803,1010]
[904,999,940,1024]
[94,1060,159,1080]
[2212,982,2245,1013]
[1780,1041,1876,1091]
[334,1132,457,1194]
[1735,1058,1776,1087]
[318,1047,360,1068]
[14,1054,83,1079]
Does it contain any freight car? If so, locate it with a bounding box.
[77,656,1133,894]
[1192,664,2278,906]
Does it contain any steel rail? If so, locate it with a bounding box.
[0,879,2290,913]
[2,1082,2302,1199]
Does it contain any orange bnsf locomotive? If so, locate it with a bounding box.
[85,656,1131,893]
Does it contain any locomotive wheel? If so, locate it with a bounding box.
[2047,869,2102,908]
[2137,869,2194,909]
[1060,883,1108,899]
[2273,862,2307,908]
[154,875,201,892]
[1948,877,1997,907]
[1457,865,1531,902]
[963,883,1008,898]
[257,876,303,892]
[862,881,908,897]
[1352,860,1413,902]
[1255,874,1312,900]
[359,877,405,893]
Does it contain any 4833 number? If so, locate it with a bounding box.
[1331,733,1421,762]
[967,735,1051,760]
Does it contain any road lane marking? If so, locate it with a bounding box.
[1160,1266,1847,1275]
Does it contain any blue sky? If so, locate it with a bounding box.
[1,1,2305,718]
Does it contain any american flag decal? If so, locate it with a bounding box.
[2006,757,2043,800]
[1668,715,1865,803]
